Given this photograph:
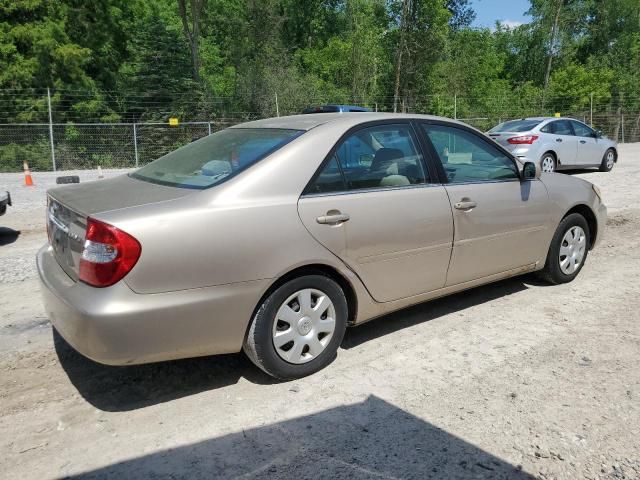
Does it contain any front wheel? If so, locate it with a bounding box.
[540,153,557,173]
[244,275,348,379]
[599,149,616,172]
[537,213,590,285]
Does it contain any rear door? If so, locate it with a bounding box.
[540,120,578,166]
[298,122,454,303]
[570,120,606,166]
[420,122,551,286]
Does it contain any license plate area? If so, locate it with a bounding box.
[48,197,86,281]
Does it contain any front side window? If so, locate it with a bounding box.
[571,121,595,138]
[422,124,519,184]
[131,128,303,189]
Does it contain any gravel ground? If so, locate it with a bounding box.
[0,147,639,479]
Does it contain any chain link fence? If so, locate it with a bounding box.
[0,93,638,172]
[0,119,246,172]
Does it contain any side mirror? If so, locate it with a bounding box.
[522,161,540,180]
[595,129,603,138]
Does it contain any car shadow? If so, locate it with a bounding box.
[53,329,276,412]
[0,227,20,246]
[64,395,534,479]
[55,275,539,413]
[342,276,532,349]
[561,168,599,175]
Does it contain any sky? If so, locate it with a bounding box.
[471,0,532,29]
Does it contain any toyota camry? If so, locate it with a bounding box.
[38,113,607,379]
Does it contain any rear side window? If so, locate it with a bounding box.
[306,124,428,194]
[541,120,574,135]
[307,156,346,194]
[131,128,303,189]
[423,124,519,184]
[307,124,429,195]
[489,119,541,133]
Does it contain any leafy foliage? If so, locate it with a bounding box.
[0,0,637,119]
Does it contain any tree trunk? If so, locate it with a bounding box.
[349,0,361,101]
[543,0,563,91]
[178,0,203,83]
[393,0,411,113]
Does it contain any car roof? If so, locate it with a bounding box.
[231,112,472,132]
[518,117,584,122]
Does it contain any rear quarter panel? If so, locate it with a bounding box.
[94,123,373,300]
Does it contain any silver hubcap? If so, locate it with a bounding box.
[272,288,336,364]
[542,156,555,173]
[559,226,586,275]
[606,151,614,169]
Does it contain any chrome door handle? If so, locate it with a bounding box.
[454,200,477,211]
[556,138,563,142]
[316,212,350,225]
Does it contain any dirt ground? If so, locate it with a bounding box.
[1,147,639,480]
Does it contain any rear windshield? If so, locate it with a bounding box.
[131,128,303,189]
[489,119,542,133]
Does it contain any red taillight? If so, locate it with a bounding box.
[79,218,141,287]
[507,135,539,145]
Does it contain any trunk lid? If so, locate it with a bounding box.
[487,131,520,150]
[47,174,195,281]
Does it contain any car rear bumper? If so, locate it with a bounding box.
[37,244,268,365]
[509,145,540,165]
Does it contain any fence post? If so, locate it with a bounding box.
[621,113,625,143]
[454,94,457,120]
[589,92,593,126]
[133,123,139,167]
[275,93,280,117]
[47,88,56,171]
[207,122,212,135]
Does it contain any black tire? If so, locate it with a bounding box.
[540,152,557,173]
[599,148,616,172]
[537,213,590,285]
[243,274,348,380]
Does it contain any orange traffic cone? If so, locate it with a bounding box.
[23,160,34,187]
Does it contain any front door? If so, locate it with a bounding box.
[420,122,552,286]
[298,123,454,303]
[570,120,606,166]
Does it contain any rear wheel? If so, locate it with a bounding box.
[537,213,590,285]
[244,275,348,379]
[599,149,616,172]
[540,153,557,173]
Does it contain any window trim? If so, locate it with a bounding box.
[417,120,524,185]
[301,119,437,197]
